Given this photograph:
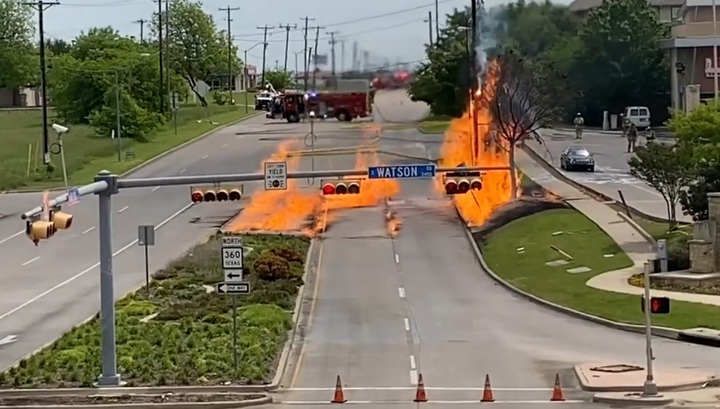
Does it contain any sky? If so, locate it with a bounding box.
[38,0,506,72]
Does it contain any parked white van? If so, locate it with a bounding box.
[623,106,651,129]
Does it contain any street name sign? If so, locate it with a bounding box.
[221,234,243,283]
[216,282,250,294]
[264,161,287,190]
[368,164,436,179]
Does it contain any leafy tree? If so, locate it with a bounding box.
[572,0,669,123]
[263,70,294,90]
[680,144,720,221]
[480,51,564,197]
[88,89,163,140]
[628,142,693,230]
[45,38,72,56]
[154,0,241,106]
[0,0,36,88]
[668,103,720,146]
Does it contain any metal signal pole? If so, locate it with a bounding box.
[220,6,240,102]
[279,23,297,72]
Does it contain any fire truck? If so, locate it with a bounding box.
[266,90,371,123]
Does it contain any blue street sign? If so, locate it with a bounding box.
[368,164,437,179]
[67,187,80,205]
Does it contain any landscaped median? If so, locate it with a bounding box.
[417,116,452,134]
[0,233,310,388]
[477,207,720,330]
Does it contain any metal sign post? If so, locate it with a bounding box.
[642,262,658,396]
[264,161,288,191]
[219,234,247,377]
[138,225,155,296]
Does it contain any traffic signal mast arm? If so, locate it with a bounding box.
[20,166,509,220]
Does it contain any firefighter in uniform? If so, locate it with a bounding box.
[573,113,585,139]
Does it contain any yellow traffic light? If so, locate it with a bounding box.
[26,220,56,245]
[51,211,73,229]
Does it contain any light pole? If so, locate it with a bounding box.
[244,42,266,113]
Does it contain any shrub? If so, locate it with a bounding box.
[253,251,292,281]
[667,234,690,271]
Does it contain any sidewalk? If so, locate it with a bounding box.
[516,148,720,307]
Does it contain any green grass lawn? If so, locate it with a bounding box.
[608,204,691,241]
[480,208,720,329]
[0,94,258,192]
[418,115,453,133]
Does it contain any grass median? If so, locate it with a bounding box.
[418,115,452,133]
[479,207,720,329]
[0,96,257,192]
[0,233,310,388]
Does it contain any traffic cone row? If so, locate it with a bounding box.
[328,373,566,403]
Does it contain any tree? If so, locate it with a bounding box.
[0,0,36,88]
[668,103,720,146]
[263,70,293,90]
[480,51,564,197]
[156,0,241,106]
[628,142,693,230]
[679,144,720,221]
[45,38,71,56]
[571,0,669,123]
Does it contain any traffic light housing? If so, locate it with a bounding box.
[641,296,670,314]
[26,220,55,245]
[321,179,361,195]
[190,186,243,203]
[443,171,483,195]
[49,209,73,229]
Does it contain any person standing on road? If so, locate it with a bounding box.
[627,123,638,153]
[622,117,631,138]
[573,113,585,139]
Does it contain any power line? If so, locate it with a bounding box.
[219,6,239,101]
[23,0,59,166]
[278,23,297,72]
[133,19,146,43]
[256,25,274,88]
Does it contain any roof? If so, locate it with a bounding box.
[569,0,684,12]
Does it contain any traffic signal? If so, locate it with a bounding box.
[641,296,670,314]
[49,208,73,230]
[190,186,243,203]
[443,172,483,195]
[25,219,55,245]
[321,179,361,195]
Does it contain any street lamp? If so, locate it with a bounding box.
[243,42,267,113]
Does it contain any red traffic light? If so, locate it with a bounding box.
[470,179,482,191]
[458,179,470,193]
[445,180,458,194]
[322,183,335,195]
[191,191,204,203]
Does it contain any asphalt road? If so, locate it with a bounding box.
[0,99,391,370]
[532,129,689,222]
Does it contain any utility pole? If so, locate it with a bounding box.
[164,0,170,110]
[310,26,324,91]
[133,19,147,43]
[257,25,274,89]
[327,31,338,88]
[423,11,433,45]
[220,6,239,102]
[300,16,315,92]
[279,23,297,72]
[154,0,164,114]
[340,40,345,75]
[435,0,440,43]
[24,0,58,165]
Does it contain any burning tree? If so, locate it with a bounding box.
[478,52,565,198]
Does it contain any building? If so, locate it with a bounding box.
[0,87,43,109]
[660,0,720,109]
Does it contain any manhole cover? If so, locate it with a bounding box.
[590,364,643,373]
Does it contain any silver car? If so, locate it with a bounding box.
[560,146,595,172]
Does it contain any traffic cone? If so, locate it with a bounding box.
[550,373,565,402]
[414,373,428,402]
[331,375,347,403]
[481,374,495,403]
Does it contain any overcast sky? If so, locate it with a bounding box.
[37,0,508,71]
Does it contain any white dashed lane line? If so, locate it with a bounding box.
[21,257,39,266]
[81,226,95,235]
[118,206,129,213]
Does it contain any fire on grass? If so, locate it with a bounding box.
[225,143,401,237]
[437,59,522,227]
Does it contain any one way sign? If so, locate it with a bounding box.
[216,282,250,294]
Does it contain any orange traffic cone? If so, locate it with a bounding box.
[481,374,495,403]
[550,373,565,402]
[331,375,347,403]
[414,373,428,402]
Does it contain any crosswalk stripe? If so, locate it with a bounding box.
[278,400,585,405]
[283,387,557,391]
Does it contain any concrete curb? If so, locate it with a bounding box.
[521,144,690,227]
[0,394,272,409]
[416,125,445,135]
[573,366,712,393]
[1,112,262,194]
[617,212,658,245]
[591,392,674,406]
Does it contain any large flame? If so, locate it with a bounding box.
[437,59,521,227]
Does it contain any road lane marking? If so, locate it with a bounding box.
[118,205,129,213]
[395,253,399,264]
[0,335,18,346]
[0,203,194,322]
[151,186,161,192]
[289,240,326,389]
[0,231,23,245]
[202,154,209,159]
[179,168,186,174]
[222,144,228,148]
[403,318,410,331]
[279,400,584,405]
[410,369,418,385]
[284,387,557,391]
[81,226,95,235]
[409,354,416,369]
[21,257,39,266]
[398,287,406,298]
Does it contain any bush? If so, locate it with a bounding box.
[667,234,690,271]
[253,250,292,281]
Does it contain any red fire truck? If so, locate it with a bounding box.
[266,91,371,123]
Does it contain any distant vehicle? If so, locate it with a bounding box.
[623,106,651,130]
[560,146,595,172]
[266,91,371,123]
[255,91,275,110]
